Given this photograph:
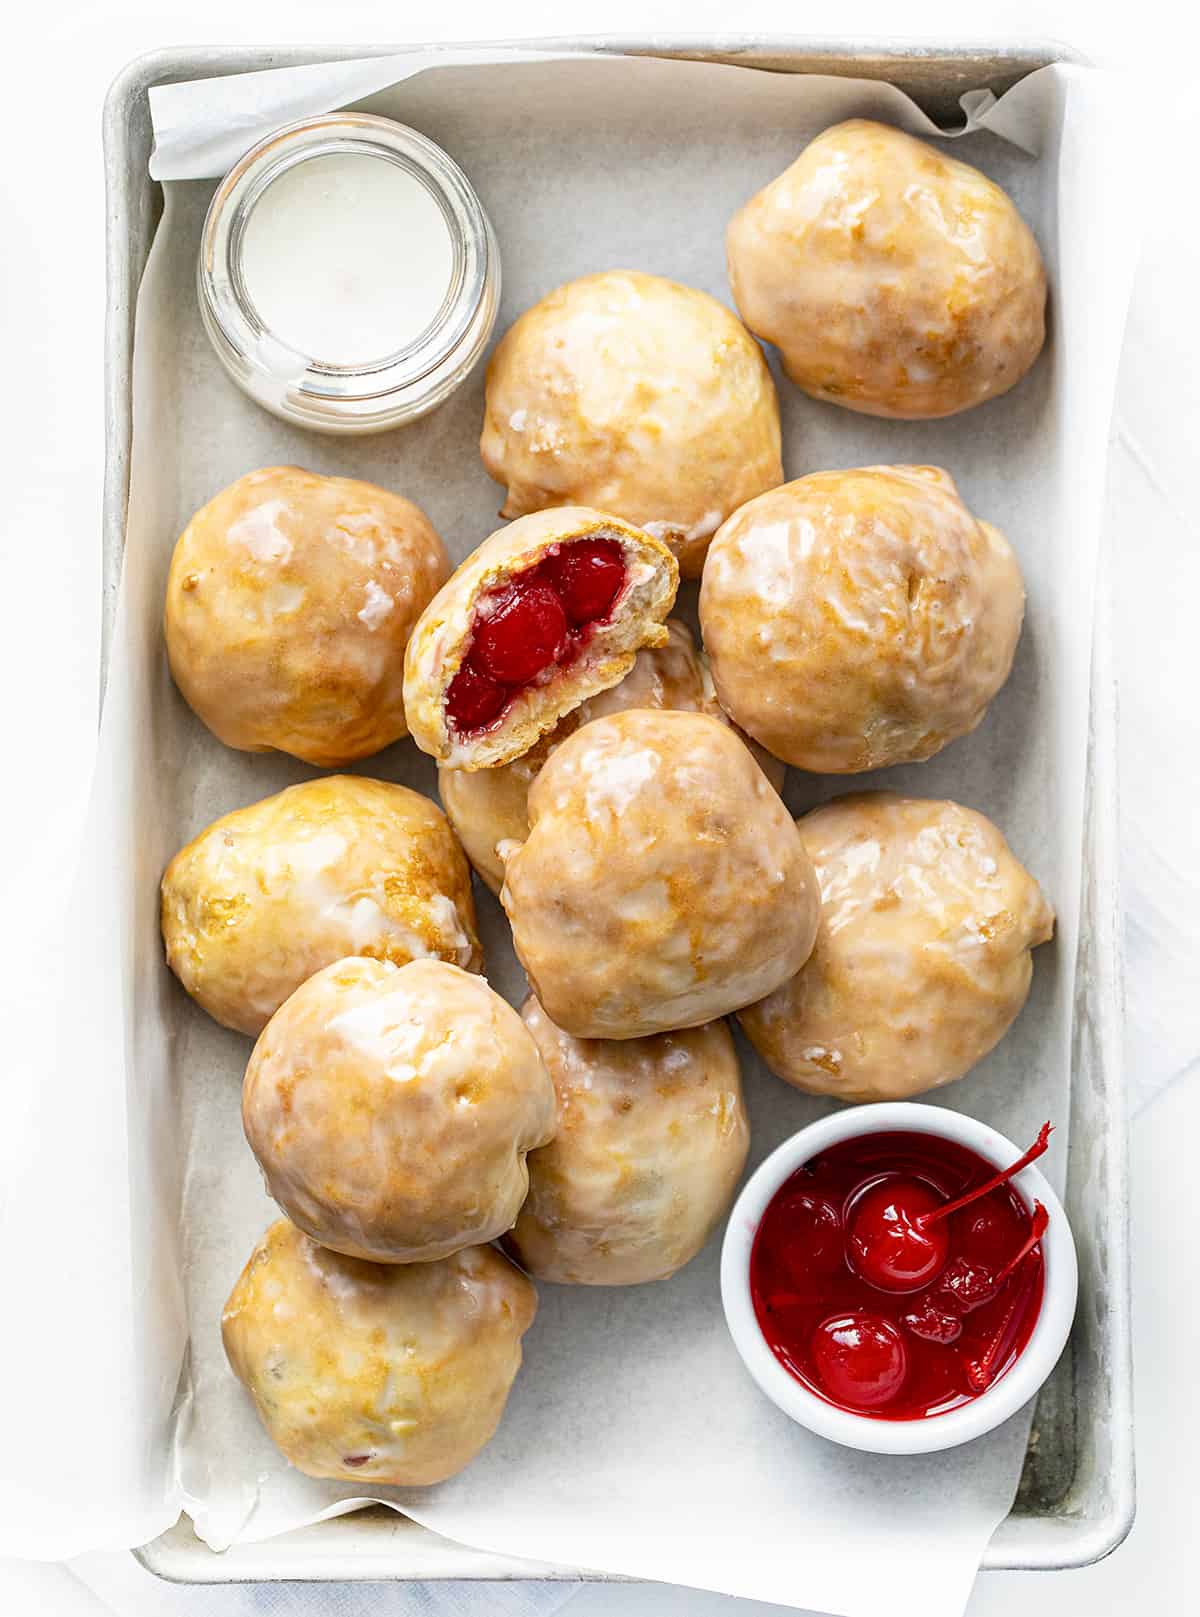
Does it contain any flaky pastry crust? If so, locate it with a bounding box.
[242,958,556,1263]
[161,776,481,1036]
[727,120,1046,419]
[501,710,820,1038]
[403,506,677,769]
[738,793,1054,1101]
[481,270,782,576]
[165,466,448,765]
[505,998,749,1285]
[699,465,1024,772]
[222,1220,536,1486]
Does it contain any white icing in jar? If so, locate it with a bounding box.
[198,114,500,433]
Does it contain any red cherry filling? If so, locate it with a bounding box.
[443,661,506,731]
[444,537,629,736]
[473,583,567,685]
[901,1300,963,1345]
[811,1313,909,1411]
[543,539,625,624]
[846,1177,949,1293]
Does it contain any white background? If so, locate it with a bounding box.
[1,1,1196,1614]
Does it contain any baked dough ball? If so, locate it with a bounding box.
[242,957,556,1262]
[161,776,481,1037]
[223,1219,536,1486]
[738,794,1054,1101]
[505,998,749,1285]
[501,710,820,1038]
[403,506,677,769]
[165,466,448,766]
[699,465,1023,773]
[438,620,786,894]
[727,120,1046,419]
[481,270,782,576]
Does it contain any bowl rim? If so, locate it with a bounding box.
[719,1101,1079,1455]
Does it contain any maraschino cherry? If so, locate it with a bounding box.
[811,1313,909,1410]
[846,1123,1052,1296]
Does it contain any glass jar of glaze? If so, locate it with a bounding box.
[197,113,500,433]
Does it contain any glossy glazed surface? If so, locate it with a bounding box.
[699,465,1024,773]
[242,957,556,1263]
[439,620,785,895]
[222,1220,536,1485]
[727,119,1046,419]
[481,270,782,575]
[739,794,1054,1101]
[164,466,448,765]
[750,1131,1045,1419]
[505,997,749,1285]
[161,775,481,1036]
[502,709,820,1039]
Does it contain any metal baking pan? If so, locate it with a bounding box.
[102,35,1131,1584]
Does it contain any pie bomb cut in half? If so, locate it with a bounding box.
[403,507,679,769]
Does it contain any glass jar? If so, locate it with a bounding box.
[197,112,500,434]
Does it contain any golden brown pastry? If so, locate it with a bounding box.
[402,506,677,770]
[438,620,786,894]
[481,270,782,576]
[222,1219,536,1486]
[699,466,1024,773]
[161,776,481,1037]
[505,998,749,1284]
[727,120,1046,419]
[501,709,820,1039]
[165,467,448,766]
[242,957,556,1262]
[739,794,1054,1101]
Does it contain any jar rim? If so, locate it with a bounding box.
[198,112,499,429]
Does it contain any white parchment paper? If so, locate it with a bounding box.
[0,51,1142,1615]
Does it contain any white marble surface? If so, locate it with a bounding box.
[0,0,1195,1612]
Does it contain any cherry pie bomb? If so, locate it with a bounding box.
[739,794,1054,1102]
[165,466,449,766]
[223,1219,536,1485]
[403,506,678,770]
[699,465,1024,774]
[438,619,786,896]
[480,269,783,576]
[161,776,481,1037]
[504,996,750,1285]
[501,709,821,1039]
[241,957,556,1264]
[727,119,1046,420]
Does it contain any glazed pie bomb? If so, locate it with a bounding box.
[242,957,556,1263]
[739,794,1055,1102]
[438,619,786,895]
[223,1220,536,1486]
[160,776,481,1037]
[403,505,677,769]
[164,466,448,766]
[501,709,821,1039]
[480,270,783,576]
[505,997,749,1285]
[727,120,1046,419]
[699,465,1024,773]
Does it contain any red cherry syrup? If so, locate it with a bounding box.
[750,1125,1052,1420]
[445,539,627,735]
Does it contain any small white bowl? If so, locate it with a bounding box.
[720,1103,1078,1455]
